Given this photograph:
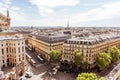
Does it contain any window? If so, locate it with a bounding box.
[18,47,20,53]
[89,58,91,61]
[68,41,70,44]
[65,41,67,43]
[14,48,16,53]
[86,54,88,57]
[84,42,87,45]
[12,48,14,53]
[89,42,92,45]
[2,48,4,55]
[19,58,21,61]
[7,59,9,63]
[22,57,24,60]
[3,60,4,63]
[86,58,88,60]
[10,48,11,53]
[74,41,75,44]
[86,50,88,53]
[1,44,3,46]
[6,48,8,53]
[89,54,91,57]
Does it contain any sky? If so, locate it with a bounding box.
[0,0,120,27]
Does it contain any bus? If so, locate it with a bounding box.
[30,59,36,65]
[25,53,32,61]
[37,55,45,63]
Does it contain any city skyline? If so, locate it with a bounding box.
[0,7,120,80]
[0,0,120,27]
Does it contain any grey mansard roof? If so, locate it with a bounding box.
[0,35,25,41]
[65,32,120,45]
[29,34,71,43]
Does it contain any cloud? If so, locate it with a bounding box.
[29,0,80,16]
[0,2,26,26]
[28,6,32,9]
[4,0,11,4]
[1,0,120,27]
[27,1,120,26]
[11,6,20,11]
[70,1,120,23]
[0,2,9,14]
[38,7,53,16]
[27,0,120,26]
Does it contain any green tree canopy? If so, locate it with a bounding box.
[74,49,83,67]
[76,73,97,80]
[82,61,89,70]
[96,52,111,70]
[99,77,105,80]
[117,71,120,80]
[108,46,120,62]
[50,50,62,63]
[76,73,105,80]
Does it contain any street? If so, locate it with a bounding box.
[24,49,76,80]
[25,59,76,80]
[105,61,120,80]
[25,48,120,80]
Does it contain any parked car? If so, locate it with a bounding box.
[19,76,26,80]
[30,59,36,66]
[25,72,32,78]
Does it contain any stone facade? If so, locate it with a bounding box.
[0,34,26,68]
[25,34,70,61]
[62,33,120,69]
[0,10,10,30]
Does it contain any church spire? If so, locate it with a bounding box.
[7,9,10,17]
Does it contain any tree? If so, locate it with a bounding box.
[117,71,120,80]
[69,60,74,68]
[74,49,83,68]
[99,77,105,80]
[108,46,120,62]
[50,50,62,63]
[96,52,111,70]
[76,73,97,80]
[76,73,105,80]
[82,61,89,70]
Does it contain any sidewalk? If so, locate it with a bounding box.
[105,63,120,80]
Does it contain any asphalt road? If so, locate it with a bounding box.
[105,62,120,80]
[25,49,76,80]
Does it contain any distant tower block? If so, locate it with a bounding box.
[0,9,11,30]
[67,19,69,28]
[7,9,10,17]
